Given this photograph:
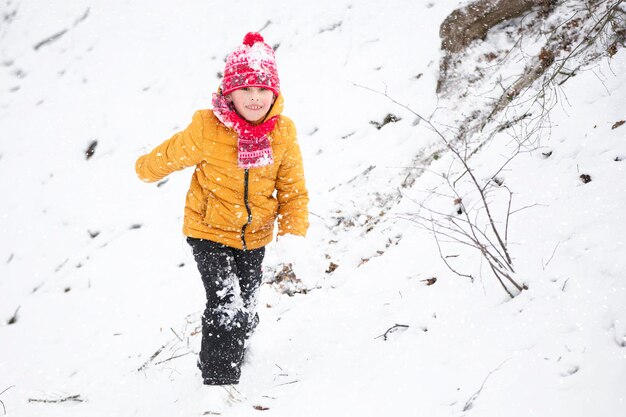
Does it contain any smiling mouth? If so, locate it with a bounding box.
[246,105,263,111]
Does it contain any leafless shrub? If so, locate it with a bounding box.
[355,84,527,297]
[352,0,622,298]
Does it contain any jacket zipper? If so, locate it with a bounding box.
[241,169,252,250]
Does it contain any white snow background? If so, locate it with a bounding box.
[1,0,625,416]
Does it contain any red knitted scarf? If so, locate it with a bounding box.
[212,93,277,169]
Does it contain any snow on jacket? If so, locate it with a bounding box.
[135,94,309,250]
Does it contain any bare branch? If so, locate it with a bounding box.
[489,262,516,298]
[375,324,410,341]
[1,385,15,416]
[463,359,511,411]
[28,395,84,404]
[431,221,475,281]
[543,242,561,269]
[504,186,513,246]
[154,352,192,366]
[137,345,166,372]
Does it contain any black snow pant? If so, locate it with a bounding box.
[187,237,265,385]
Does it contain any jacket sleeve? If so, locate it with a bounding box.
[275,120,309,237]
[135,111,206,183]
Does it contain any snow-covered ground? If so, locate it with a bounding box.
[1,0,625,416]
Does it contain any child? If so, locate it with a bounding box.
[135,32,309,386]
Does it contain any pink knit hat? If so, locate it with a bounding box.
[221,32,280,96]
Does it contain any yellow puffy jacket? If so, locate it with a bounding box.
[135,94,309,250]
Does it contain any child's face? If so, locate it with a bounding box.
[227,87,276,123]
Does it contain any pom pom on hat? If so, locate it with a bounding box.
[243,32,265,47]
[221,32,280,96]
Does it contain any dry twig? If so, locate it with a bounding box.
[1,386,14,415]
[137,345,166,372]
[375,324,410,341]
[28,394,84,404]
[463,360,510,411]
